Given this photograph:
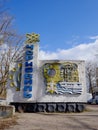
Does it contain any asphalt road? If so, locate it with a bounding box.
[5,105,98,130]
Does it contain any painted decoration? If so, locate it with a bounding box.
[9,63,22,91]
[60,62,79,82]
[43,62,82,94]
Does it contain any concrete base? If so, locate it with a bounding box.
[0,105,15,118]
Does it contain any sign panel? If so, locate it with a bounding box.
[43,62,82,94]
[23,45,34,98]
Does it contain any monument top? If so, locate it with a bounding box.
[26,33,40,44]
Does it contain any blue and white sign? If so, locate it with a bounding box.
[23,44,34,98]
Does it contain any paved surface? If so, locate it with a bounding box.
[5,105,98,130]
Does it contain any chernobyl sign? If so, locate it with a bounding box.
[23,33,39,98]
[23,44,33,98]
[9,33,83,99]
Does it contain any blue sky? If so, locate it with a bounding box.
[5,0,98,60]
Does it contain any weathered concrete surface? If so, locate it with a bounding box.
[0,105,15,118]
[5,105,98,130]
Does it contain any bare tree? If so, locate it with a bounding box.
[0,1,24,99]
[86,60,97,94]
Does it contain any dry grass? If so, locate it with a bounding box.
[0,116,17,130]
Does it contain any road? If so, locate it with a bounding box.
[5,105,98,130]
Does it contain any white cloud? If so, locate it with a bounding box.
[39,37,98,61]
[89,35,98,40]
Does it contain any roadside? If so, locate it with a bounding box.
[1,104,98,130]
[86,104,98,112]
[0,116,17,130]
